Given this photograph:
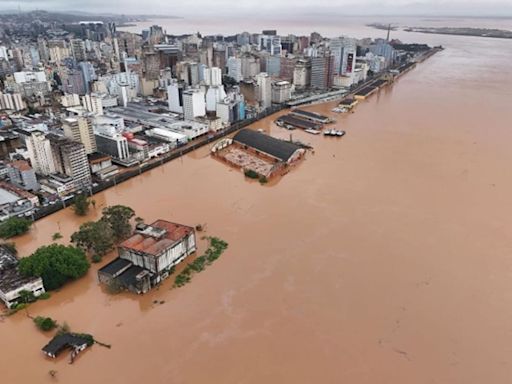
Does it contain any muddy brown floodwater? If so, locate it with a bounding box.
[2,29,512,384]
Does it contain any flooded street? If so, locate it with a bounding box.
[3,24,512,384]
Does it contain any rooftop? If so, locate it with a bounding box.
[119,220,194,257]
[0,245,17,272]
[0,267,40,294]
[42,333,92,357]
[233,129,303,163]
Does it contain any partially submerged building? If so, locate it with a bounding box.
[42,333,93,360]
[98,220,196,294]
[212,129,306,179]
[0,245,45,309]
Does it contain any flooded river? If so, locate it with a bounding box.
[2,21,512,384]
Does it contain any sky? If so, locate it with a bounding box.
[2,0,512,17]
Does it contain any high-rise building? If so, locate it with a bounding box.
[81,94,104,115]
[293,59,311,88]
[167,81,185,113]
[182,89,206,120]
[48,134,92,190]
[203,67,222,86]
[310,55,335,90]
[227,57,242,82]
[330,37,357,75]
[271,81,292,104]
[25,132,57,175]
[71,39,87,62]
[266,56,281,77]
[62,117,97,154]
[259,35,282,56]
[255,72,272,109]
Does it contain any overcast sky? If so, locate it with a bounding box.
[3,0,512,17]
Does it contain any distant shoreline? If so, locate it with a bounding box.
[404,27,512,39]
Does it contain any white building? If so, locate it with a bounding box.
[25,132,57,175]
[203,67,222,86]
[205,85,227,112]
[0,92,26,111]
[13,71,46,84]
[167,81,184,114]
[0,245,45,309]
[255,72,272,109]
[182,89,206,120]
[146,128,188,147]
[271,81,292,103]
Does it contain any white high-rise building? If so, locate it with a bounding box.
[26,132,57,175]
[167,81,184,113]
[62,117,97,154]
[255,72,272,109]
[203,67,222,86]
[182,89,206,120]
[205,85,227,112]
[81,94,104,115]
[227,57,242,82]
[0,92,26,111]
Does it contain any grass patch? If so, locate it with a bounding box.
[174,237,228,288]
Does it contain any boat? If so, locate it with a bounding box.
[305,129,320,135]
[323,129,346,137]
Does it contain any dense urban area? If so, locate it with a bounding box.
[0,10,440,346]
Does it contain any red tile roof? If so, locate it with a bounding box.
[119,220,194,257]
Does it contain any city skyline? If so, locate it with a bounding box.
[1,0,512,17]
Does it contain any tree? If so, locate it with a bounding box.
[71,220,114,258]
[19,244,90,291]
[72,194,90,216]
[101,205,135,242]
[34,316,57,331]
[18,289,36,303]
[0,217,31,239]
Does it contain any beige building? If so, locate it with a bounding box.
[63,117,97,154]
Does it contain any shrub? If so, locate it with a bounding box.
[34,316,57,331]
[91,254,102,263]
[52,232,63,241]
[244,169,259,179]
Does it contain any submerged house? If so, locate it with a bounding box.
[42,333,93,360]
[98,220,196,294]
[0,245,45,309]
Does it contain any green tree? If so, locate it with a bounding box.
[101,205,135,242]
[19,244,90,290]
[34,316,57,331]
[71,220,114,258]
[0,217,31,239]
[18,289,36,303]
[72,194,90,216]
